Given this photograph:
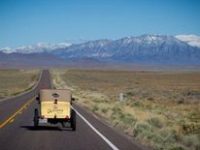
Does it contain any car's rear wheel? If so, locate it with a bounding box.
[34,108,39,127]
[70,109,76,131]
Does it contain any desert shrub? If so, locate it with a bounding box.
[111,106,122,120]
[110,106,137,129]
[144,103,153,110]
[181,134,200,149]
[159,129,178,144]
[134,123,165,149]
[101,108,108,114]
[92,105,99,112]
[176,97,185,104]
[147,97,154,101]
[169,145,185,150]
[147,117,163,128]
[131,101,142,107]
[184,91,200,97]
[140,91,151,99]
[112,106,122,114]
[134,124,181,150]
[119,113,137,125]
[133,123,152,137]
[93,98,103,103]
[31,74,37,81]
[181,123,200,134]
[126,91,135,97]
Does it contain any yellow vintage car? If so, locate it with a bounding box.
[34,89,76,131]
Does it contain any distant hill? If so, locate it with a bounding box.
[0,34,200,68]
[0,52,66,68]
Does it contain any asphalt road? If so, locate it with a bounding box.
[0,70,146,150]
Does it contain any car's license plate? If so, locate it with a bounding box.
[39,118,48,123]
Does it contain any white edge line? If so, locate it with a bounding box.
[72,106,119,150]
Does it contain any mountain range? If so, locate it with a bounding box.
[0,34,200,68]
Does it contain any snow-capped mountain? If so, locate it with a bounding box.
[52,39,112,58]
[52,35,200,64]
[175,34,200,48]
[0,34,200,67]
[0,42,71,54]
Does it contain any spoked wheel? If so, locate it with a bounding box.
[34,108,39,127]
[70,109,76,131]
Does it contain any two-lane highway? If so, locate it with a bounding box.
[0,70,146,150]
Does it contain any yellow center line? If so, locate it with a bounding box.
[0,98,35,129]
[9,119,14,123]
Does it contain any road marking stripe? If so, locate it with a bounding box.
[18,111,22,114]
[72,107,119,150]
[9,119,14,123]
[0,98,34,128]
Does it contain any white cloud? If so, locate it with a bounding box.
[175,34,200,48]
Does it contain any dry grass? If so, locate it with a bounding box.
[0,69,39,99]
[52,69,200,150]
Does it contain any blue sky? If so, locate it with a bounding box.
[0,0,200,47]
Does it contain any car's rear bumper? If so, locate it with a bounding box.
[40,118,71,124]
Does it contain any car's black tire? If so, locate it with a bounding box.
[34,108,39,127]
[70,109,76,131]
